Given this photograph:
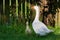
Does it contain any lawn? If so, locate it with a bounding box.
[0,24,60,40]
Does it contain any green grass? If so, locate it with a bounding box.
[0,24,60,40]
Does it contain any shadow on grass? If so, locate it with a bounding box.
[0,30,60,40]
[0,24,60,40]
[32,33,60,40]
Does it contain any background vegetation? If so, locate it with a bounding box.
[0,0,60,40]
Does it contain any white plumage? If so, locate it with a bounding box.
[32,6,53,36]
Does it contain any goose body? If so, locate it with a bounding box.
[32,6,53,36]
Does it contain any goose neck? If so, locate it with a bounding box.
[34,9,40,20]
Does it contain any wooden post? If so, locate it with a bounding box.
[58,8,60,26]
[9,0,12,16]
[3,0,5,24]
[25,0,27,20]
[28,0,30,23]
[16,0,18,17]
[55,8,60,27]
[3,0,5,14]
[21,1,23,19]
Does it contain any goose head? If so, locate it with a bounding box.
[34,6,39,10]
[34,6,39,11]
[31,5,39,11]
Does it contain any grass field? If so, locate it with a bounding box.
[0,24,60,40]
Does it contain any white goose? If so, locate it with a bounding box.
[32,5,53,36]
